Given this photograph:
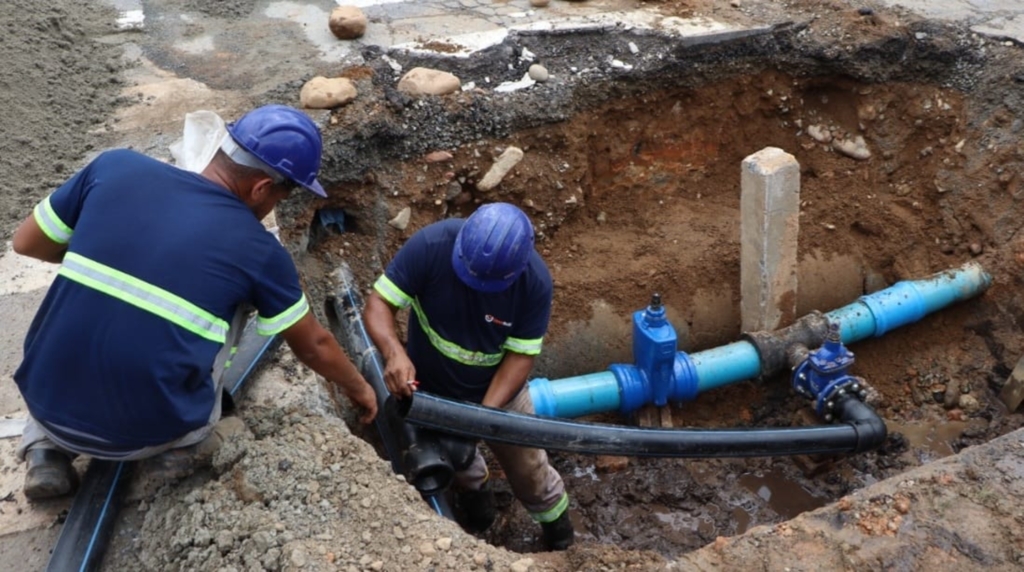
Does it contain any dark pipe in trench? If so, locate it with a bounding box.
[397,392,888,458]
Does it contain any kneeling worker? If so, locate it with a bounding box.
[364,202,574,550]
[11,105,377,499]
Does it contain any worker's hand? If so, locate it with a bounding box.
[382,351,417,399]
[344,377,378,424]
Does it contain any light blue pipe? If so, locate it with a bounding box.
[530,262,991,418]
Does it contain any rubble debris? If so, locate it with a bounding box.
[300,77,358,109]
[329,6,368,40]
[397,67,461,96]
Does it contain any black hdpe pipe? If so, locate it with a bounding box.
[47,318,281,572]
[330,265,455,518]
[398,391,888,458]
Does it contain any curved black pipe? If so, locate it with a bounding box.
[833,394,888,453]
[329,268,406,475]
[399,392,888,458]
[331,265,457,511]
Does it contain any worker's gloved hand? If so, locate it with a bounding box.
[382,351,417,399]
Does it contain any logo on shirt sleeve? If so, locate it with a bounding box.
[484,314,513,327]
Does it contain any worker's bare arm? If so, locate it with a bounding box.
[12,214,67,263]
[363,291,417,399]
[481,352,535,409]
[281,311,378,423]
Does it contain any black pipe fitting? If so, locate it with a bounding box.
[742,311,831,378]
[385,397,478,495]
[833,394,888,453]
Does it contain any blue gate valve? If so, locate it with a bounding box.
[791,322,865,421]
[633,293,678,408]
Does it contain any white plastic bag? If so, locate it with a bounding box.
[168,110,228,173]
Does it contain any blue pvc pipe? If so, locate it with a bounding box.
[530,263,991,418]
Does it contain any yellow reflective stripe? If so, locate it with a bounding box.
[33,197,73,244]
[223,346,239,371]
[503,336,543,355]
[373,275,413,309]
[59,252,228,343]
[257,294,309,336]
[410,300,505,367]
[530,493,569,523]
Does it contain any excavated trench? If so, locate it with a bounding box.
[276,21,1024,558]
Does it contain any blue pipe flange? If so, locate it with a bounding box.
[611,364,649,415]
[671,352,700,403]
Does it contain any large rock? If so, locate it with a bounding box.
[329,6,367,40]
[300,76,358,109]
[397,67,461,96]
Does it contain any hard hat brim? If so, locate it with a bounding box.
[302,178,327,198]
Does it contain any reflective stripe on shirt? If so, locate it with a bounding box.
[373,275,413,309]
[256,294,309,335]
[503,336,543,356]
[375,275,507,367]
[410,300,505,367]
[58,252,230,343]
[33,196,73,244]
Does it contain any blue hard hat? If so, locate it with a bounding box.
[226,104,327,197]
[452,203,535,293]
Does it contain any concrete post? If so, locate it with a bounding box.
[740,147,800,332]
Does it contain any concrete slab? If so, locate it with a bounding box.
[972,15,1024,44]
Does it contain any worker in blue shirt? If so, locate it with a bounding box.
[364,202,574,551]
[11,105,377,500]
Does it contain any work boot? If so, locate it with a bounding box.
[454,481,496,533]
[541,511,575,551]
[24,449,78,501]
[139,416,246,483]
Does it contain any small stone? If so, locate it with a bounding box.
[473,552,489,566]
[290,549,308,567]
[807,124,832,144]
[511,558,535,572]
[397,67,461,96]
[730,0,741,6]
[300,76,357,109]
[329,6,368,40]
[959,394,981,414]
[418,542,437,557]
[435,537,452,551]
[969,243,983,255]
[424,151,453,163]
[833,135,872,160]
[528,64,549,82]
[530,0,550,6]
[894,496,911,514]
[388,207,411,231]
[477,147,524,192]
